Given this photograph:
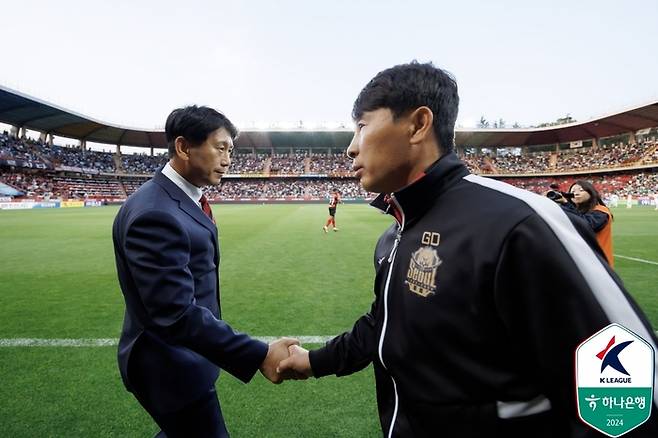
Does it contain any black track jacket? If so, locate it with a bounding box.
[309,153,658,437]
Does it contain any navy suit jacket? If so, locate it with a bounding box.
[113,169,268,413]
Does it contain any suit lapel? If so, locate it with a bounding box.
[152,170,218,240]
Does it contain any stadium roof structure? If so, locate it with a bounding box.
[459,101,658,147]
[1,84,657,150]
[0,85,167,148]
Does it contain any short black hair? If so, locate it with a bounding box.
[165,105,239,158]
[352,61,459,153]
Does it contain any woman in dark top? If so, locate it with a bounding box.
[562,180,614,266]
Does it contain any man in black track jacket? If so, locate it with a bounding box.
[278,62,658,437]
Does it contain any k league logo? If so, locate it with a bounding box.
[576,323,655,437]
[598,335,633,378]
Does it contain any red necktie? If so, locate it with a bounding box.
[199,194,215,224]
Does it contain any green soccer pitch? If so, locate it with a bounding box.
[0,204,656,437]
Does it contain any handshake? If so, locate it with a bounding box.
[258,337,313,384]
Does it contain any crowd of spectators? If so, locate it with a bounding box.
[461,141,654,175]
[2,133,656,176]
[50,175,124,199]
[620,172,658,196]
[308,153,352,175]
[102,152,276,175]
[642,145,658,164]
[0,171,126,199]
[486,152,552,174]
[1,170,371,200]
[230,153,267,173]
[120,153,165,174]
[555,142,647,171]
[459,152,482,173]
[3,132,658,201]
[39,144,116,172]
[0,133,44,163]
[0,172,54,197]
[269,153,306,174]
[205,178,369,199]
[3,169,657,201]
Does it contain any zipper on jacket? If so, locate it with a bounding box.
[378,194,405,438]
[387,229,402,263]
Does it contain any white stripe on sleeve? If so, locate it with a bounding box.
[464,174,658,407]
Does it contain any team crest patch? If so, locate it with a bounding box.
[405,245,442,297]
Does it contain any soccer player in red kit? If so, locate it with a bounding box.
[323,190,341,233]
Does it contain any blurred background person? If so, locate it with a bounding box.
[322,189,341,233]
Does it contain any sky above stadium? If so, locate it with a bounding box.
[1,0,657,135]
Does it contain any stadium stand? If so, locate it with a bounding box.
[204,178,369,200]
[120,153,164,175]
[2,133,658,203]
[2,85,658,205]
[0,133,46,164]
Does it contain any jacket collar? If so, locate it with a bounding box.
[161,162,204,206]
[152,167,218,237]
[370,152,470,227]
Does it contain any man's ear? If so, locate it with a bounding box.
[408,107,434,145]
[174,136,190,161]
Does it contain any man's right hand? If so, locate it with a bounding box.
[259,337,300,384]
[277,344,313,380]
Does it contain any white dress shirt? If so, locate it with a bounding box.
[161,162,204,209]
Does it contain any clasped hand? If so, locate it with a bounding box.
[259,338,313,383]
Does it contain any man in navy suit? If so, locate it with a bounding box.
[113,105,298,437]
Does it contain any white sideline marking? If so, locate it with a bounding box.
[258,336,331,344]
[0,338,118,347]
[0,336,334,347]
[3,333,658,346]
[0,330,658,348]
[615,254,658,266]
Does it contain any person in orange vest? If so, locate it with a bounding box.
[566,180,614,267]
